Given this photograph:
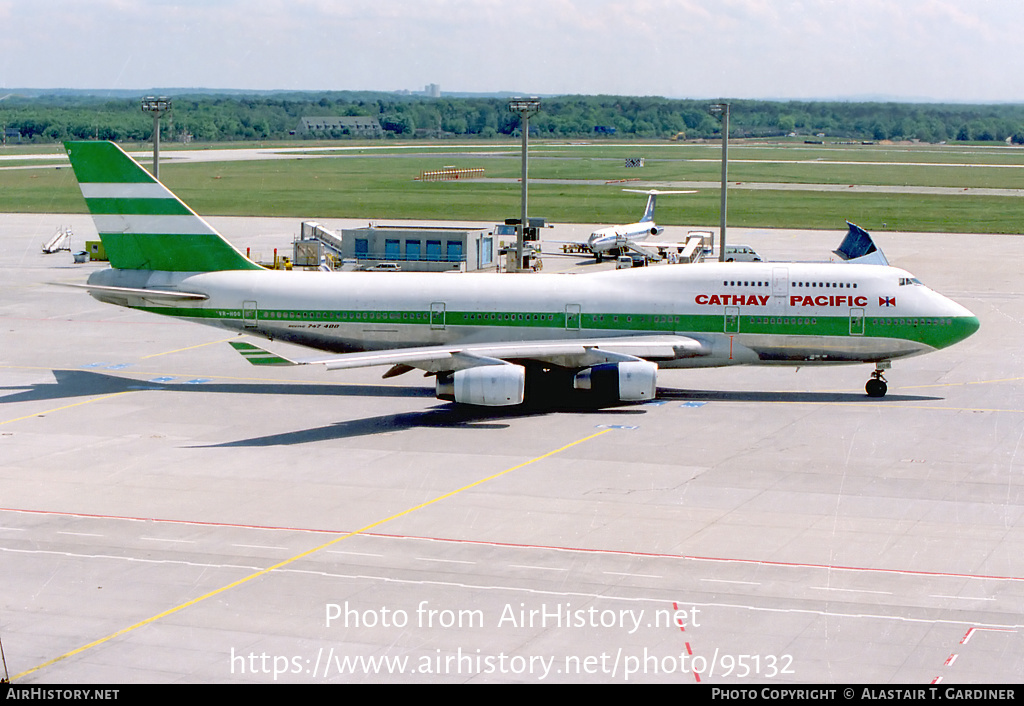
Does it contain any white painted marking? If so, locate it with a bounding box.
[326,551,384,558]
[2,546,259,570]
[415,557,475,565]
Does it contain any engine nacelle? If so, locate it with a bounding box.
[649,226,660,236]
[572,361,658,402]
[436,364,526,406]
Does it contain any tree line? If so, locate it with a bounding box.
[4,92,1024,144]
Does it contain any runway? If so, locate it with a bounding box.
[1,213,1021,683]
[8,145,1024,197]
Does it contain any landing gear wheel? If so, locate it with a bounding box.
[865,367,888,398]
[865,378,887,397]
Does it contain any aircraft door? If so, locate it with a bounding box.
[565,304,581,331]
[430,302,446,330]
[770,267,790,316]
[243,301,258,329]
[724,306,740,333]
[850,308,865,336]
[772,267,789,297]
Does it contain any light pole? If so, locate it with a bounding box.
[508,98,541,272]
[710,102,730,262]
[141,96,172,179]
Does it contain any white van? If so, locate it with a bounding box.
[723,245,762,262]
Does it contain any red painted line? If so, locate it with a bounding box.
[4,505,1024,583]
[669,599,700,683]
[961,626,1016,645]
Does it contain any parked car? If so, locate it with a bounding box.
[723,245,762,262]
[615,253,648,269]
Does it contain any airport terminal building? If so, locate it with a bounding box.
[340,224,497,272]
[295,116,384,138]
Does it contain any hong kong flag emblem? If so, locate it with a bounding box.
[879,296,896,307]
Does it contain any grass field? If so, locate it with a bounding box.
[3,139,1024,233]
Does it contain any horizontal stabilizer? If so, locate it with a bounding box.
[55,282,209,302]
[621,189,698,195]
[229,341,297,366]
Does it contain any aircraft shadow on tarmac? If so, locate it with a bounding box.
[0,368,435,406]
[199,405,648,447]
[1,369,942,446]
[656,387,942,404]
[201,385,943,447]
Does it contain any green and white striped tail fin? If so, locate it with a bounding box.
[63,141,261,272]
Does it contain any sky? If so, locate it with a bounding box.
[2,0,1023,102]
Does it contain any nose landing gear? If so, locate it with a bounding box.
[865,365,889,398]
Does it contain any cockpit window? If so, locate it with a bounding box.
[898,277,923,286]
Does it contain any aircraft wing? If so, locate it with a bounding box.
[231,334,710,376]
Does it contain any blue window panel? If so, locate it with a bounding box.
[447,241,463,262]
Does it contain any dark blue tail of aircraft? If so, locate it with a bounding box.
[834,222,889,266]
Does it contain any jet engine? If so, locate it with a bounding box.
[572,361,658,402]
[436,364,526,406]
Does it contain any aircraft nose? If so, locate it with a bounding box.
[955,314,980,343]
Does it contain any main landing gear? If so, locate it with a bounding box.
[865,363,889,398]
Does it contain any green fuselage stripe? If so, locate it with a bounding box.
[131,305,976,350]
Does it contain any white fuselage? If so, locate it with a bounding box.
[87,260,978,369]
[587,222,662,255]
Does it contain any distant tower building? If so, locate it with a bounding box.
[425,83,441,98]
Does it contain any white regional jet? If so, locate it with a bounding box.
[577,189,695,262]
[62,141,979,406]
